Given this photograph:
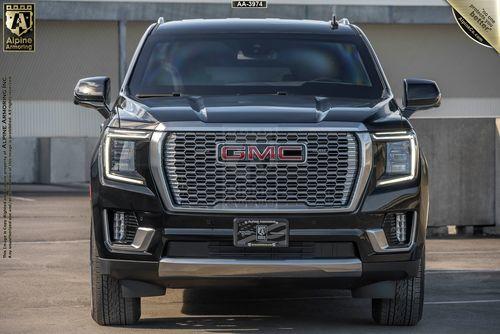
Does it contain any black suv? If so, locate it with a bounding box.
[74,18,440,326]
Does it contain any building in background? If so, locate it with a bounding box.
[0,0,499,231]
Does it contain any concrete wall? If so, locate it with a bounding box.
[2,118,499,229]
[0,21,119,101]
[36,1,454,24]
[124,23,500,118]
[3,22,498,139]
[3,138,38,183]
[360,24,500,99]
[0,2,498,230]
[412,118,497,227]
[41,137,99,183]
[0,21,118,138]
[1,137,98,184]
[496,119,500,234]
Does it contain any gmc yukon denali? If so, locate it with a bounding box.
[74,18,441,326]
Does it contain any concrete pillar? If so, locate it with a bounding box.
[118,20,127,85]
[50,138,88,183]
[495,119,500,234]
[39,138,51,184]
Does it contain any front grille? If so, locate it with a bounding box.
[165,241,357,260]
[163,131,359,208]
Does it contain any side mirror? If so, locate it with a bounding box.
[402,78,441,118]
[74,76,111,118]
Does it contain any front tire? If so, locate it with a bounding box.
[90,224,141,326]
[371,255,425,326]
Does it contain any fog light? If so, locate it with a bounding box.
[113,211,126,242]
[395,213,407,243]
[382,212,412,247]
[109,211,140,245]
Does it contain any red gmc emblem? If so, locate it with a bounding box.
[217,143,306,163]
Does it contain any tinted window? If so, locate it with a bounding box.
[129,34,383,99]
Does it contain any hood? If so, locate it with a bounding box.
[113,94,410,131]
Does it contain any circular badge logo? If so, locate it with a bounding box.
[452,8,492,48]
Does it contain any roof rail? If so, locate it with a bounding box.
[338,18,350,25]
[157,17,164,25]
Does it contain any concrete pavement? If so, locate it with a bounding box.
[1,193,500,333]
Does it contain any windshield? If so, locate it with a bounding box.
[129,34,384,99]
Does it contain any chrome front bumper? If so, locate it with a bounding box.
[158,258,362,278]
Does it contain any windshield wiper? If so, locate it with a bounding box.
[136,91,290,98]
[234,91,288,96]
[135,92,183,98]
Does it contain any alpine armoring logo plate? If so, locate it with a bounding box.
[216,143,306,163]
[3,3,35,52]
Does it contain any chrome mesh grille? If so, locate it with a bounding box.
[163,132,359,208]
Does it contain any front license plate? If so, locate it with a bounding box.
[233,218,289,247]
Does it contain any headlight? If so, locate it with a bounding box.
[372,132,418,186]
[103,129,151,185]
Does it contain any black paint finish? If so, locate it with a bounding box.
[84,19,438,291]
